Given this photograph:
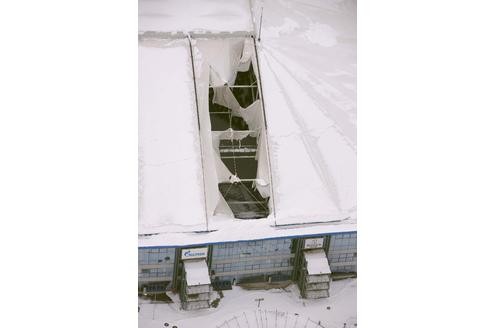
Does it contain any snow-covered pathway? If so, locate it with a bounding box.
[138,278,356,328]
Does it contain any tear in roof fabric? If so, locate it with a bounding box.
[193,36,355,225]
[192,37,272,217]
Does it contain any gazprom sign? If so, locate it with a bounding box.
[181,247,208,260]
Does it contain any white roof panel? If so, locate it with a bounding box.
[258,0,357,225]
[139,0,253,33]
[304,249,332,275]
[139,39,207,234]
[184,260,211,286]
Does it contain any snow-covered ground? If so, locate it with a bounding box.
[138,278,356,328]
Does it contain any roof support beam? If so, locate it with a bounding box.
[139,31,254,41]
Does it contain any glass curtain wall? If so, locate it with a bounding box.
[138,247,176,280]
[210,238,294,283]
[327,232,357,273]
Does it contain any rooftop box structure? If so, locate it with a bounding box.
[180,249,212,310]
[299,249,332,299]
[183,260,211,287]
[304,249,332,276]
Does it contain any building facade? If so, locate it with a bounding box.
[138,231,356,307]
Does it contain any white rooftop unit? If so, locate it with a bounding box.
[183,259,211,287]
[304,249,332,275]
[182,258,212,310]
[301,249,332,299]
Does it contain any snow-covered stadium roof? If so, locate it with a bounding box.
[139,39,207,234]
[138,0,356,247]
[139,0,252,34]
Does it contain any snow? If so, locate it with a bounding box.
[139,0,253,34]
[138,0,357,244]
[139,39,207,234]
[138,278,357,328]
[304,23,338,48]
[139,217,356,247]
[183,260,211,286]
[304,249,332,275]
[255,0,357,225]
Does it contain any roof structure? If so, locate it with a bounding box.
[257,0,357,225]
[183,259,211,286]
[138,39,207,234]
[304,249,332,275]
[138,0,357,247]
[139,0,252,34]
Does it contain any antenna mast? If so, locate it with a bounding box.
[258,6,264,42]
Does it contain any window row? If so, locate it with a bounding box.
[331,238,357,246]
[139,267,174,278]
[328,244,356,253]
[330,239,357,251]
[138,252,175,265]
[332,233,357,240]
[329,252,356,264]
[211,259,291,273]
[214,238,291,250]
[216,270,292,284]
[138,247,175,254]
[212,245,291,258]
[330,265,357,273]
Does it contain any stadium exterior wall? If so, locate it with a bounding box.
[138,231,356,294]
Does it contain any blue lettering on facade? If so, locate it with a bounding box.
[183,250,206,258]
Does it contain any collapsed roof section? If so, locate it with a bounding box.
[138,34,356,236]
[138,39,207,234]
[191,37,273,220]
[138,0,253,34]
[191,34,355,226]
